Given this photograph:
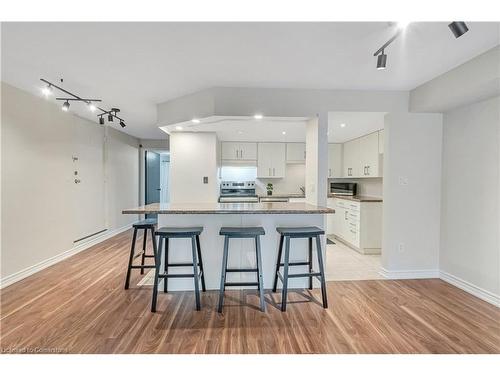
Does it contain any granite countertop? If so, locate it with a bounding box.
[123,202,334,215]
[327,194,383,202]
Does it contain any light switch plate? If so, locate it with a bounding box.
[203,176,208,184]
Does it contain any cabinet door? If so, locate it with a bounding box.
[271,143,286,177]
[286,143,306,163]
[360,132,379,177]
[328,143,342,178]
[257,143,272,177]
[221,142,241,160]
[343,139,360,177]
[239,142,257,160]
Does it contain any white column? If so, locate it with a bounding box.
[305,113,328,207]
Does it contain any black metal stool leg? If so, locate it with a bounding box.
[140,228,148,274]
[163,238,169,293]
[218,236,229,313]
[151,235,162,312]
[308,237,313,290]
[255,235,265,312]
[196,235,206,292]
[272,234,284,292]
[124,228,138,289]
[315,235,328,308]
[190,236,201,311]
[281,236,291,312]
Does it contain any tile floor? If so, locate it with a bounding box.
[325,237,383,281]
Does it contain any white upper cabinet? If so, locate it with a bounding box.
[257,142,286,178]
[343,138,361,177]
[359,132,379,177]
[286,143,306,163]
[328,143,342,178]
[342,131,381,178]
[221,142,257,161]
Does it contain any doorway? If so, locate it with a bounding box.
[145,151,170,218]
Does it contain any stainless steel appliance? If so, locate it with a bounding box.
[330,182,357,196]
[219,181,259,203]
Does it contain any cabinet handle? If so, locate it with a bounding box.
[345,211,348,220]
[240,149,243,159]
[329,168,331,177]
[273,167,275,176]
[367,166,370,175]
[269,168,271,176]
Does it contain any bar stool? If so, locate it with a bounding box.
[124,218,157,289]
[151,227,206,312]
[218,227,266,313]
[272,227,328,311]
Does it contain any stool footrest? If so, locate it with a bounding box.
[130,265,155,269]
[159,270,203,279]
[226,268,258,273]
[277,271,320,280]
[168,262,201,267]
[224,282,259,287]
[278,261,310,267]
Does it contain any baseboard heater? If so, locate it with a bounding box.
[73,229,108,244]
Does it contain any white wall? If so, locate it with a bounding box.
[382,113,443,277]
[169,132,218,203]
[440,96,499,301]
[1,82,140,286]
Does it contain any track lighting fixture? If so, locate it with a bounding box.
[42,84,53,97]
[40,78,126,128]
[377,50,387,70]
[448,22,469,38]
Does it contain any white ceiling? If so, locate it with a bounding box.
[2,22,498,139]
[160,112,384,143]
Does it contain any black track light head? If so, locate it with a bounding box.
[377,51,387,70]
[119,120,126,128]
[448,22,469,38]
[99,116,105,125]
[62,100,70,111]
[108,114,114,122]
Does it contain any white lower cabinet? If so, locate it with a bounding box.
[326,198,382,254]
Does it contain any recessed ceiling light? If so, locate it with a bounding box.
[254,114,263,120]
[282,131,286,135]
[176,126,183,130]
[192,119,200,124]
[340,123,346,128]
[238,131,243,134]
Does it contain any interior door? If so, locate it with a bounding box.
[145,151,161,218]
[71,119,106,242]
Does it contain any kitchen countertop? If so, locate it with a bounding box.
[123,202,334,214]
[327,194,383,202]
[259,193,305,199]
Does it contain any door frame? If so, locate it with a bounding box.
[139,147,169,213]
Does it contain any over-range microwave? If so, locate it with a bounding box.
[330,182,357,196]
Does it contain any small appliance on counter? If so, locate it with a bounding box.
[219,181,259,203]
[330,182,357,196]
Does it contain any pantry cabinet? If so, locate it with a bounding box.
[328,143,342,178]
[221,142,257,161]
[343,138,361,177]
[257,142,286,178]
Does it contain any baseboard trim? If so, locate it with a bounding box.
[0,224,132,289]
[439,271,500,307]
[379,268,440,279]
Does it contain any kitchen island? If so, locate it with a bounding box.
[123,202,334,291]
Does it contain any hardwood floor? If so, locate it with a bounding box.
[1,229,499,354]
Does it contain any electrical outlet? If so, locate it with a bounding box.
[398,176,409,186]
[398,243,405,253]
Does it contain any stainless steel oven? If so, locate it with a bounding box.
[219,181,259,203]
